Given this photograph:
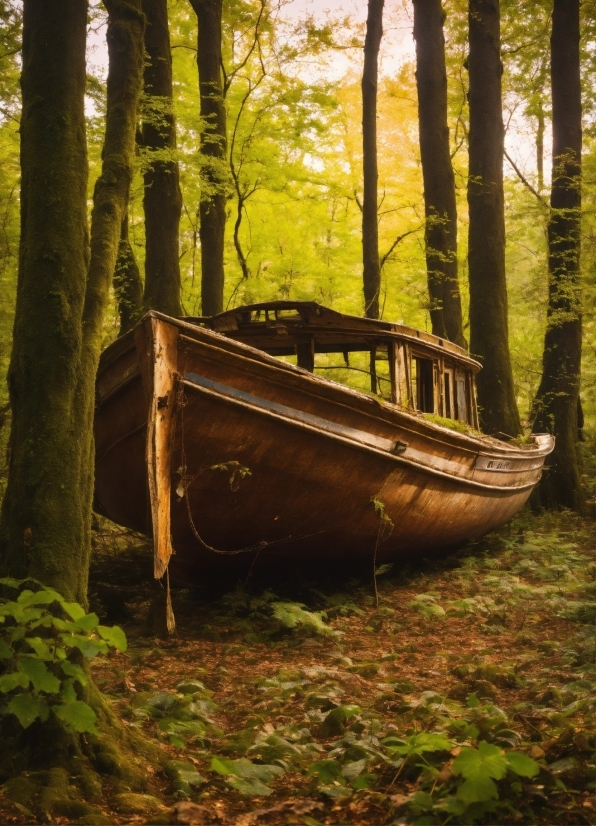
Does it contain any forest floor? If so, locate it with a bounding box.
[0,509,595,826]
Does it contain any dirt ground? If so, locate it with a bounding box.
[1,509,594,825]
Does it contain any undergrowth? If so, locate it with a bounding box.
[56,508,594,826]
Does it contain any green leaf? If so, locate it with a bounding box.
[457,775,499,803]
[72,613,100,633]
[16,589,57,607]
[210,755,242,777]
[169,733,186,748]
[227,775,273,796]
[452,741,508,804]
[17,657,61,694]
[97,625,128,652]
[308,759,345,785]
[8,693,49,729]
[59,661,88,686]
[62,635,106,659]
[505,751,540,778]
[0,640,13,659]
[24,636,52,658]
[0,671,30,692]
[62,602,86,621]
[53,700,99,734]
[0,578,20,589]
[390,732,453,757]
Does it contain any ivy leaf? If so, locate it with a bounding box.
[53,700,99,734]
[60,661,88,686]
[8,693,49,729]
[0,671,30,692]
[97,625,128,652]
[17,657,61,694]
[505,751,540,778]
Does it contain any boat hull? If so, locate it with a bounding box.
[94,313,553,579]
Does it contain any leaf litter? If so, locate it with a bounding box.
[1,510,593,825]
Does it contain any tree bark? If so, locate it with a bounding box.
[141,0,183,318]
[189,0,227,317]
[0,0,90,601]
[362,0,383,320]
[531,0,583,510]
[413,0,465,348]
[114,211,143,335]
[467,0,521,436]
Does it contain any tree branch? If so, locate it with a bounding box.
[504,149,548,208]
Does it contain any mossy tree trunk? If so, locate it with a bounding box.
[467,0,521,436]
[362,0,383,320]
[190,0,227,317]
[114,210,144,336]
[413,0,466,348]
[0,0,145,602]
[0,0,90,602]
[0,3,158,809]
[141,0,183,318]
[531,0,584,511]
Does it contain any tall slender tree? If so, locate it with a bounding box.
[531,0,584,510]
[413,0,465,348]
[0,1,155,793]
[189,0,227,316]
[0,0,91,598]
[113,210,143,335]
[362,0,384,320]
[1,0,145,602]
[467,0,521,435]
[141,0,183,318]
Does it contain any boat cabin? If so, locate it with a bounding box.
[190,301,480,429]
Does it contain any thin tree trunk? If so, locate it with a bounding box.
[413,0,465,348]
[0,0,90,601]
[141,0,183,317]
[467,0,521,436]
[531,0,583,511]
[536,98,545,193]
[362,0,383,320]
[190,0,227,316]
[114,211,143,335]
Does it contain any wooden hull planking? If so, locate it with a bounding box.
[94,313,554,581]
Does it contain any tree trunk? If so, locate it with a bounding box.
[141,0,183,318]
[0,0,91,601]
[362,0,383,320]
[467,0,521,436]
[413,0,466,348]
[0,4,159,805]
[114,211,143,335]
[531,0,583,511]
[190,0,227,317]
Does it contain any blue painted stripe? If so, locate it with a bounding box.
[183,372,398,453]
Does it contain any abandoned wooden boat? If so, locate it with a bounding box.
[94,301,554,585]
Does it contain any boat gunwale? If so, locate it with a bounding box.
[179,374,539,495]
[96,313,554,462]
